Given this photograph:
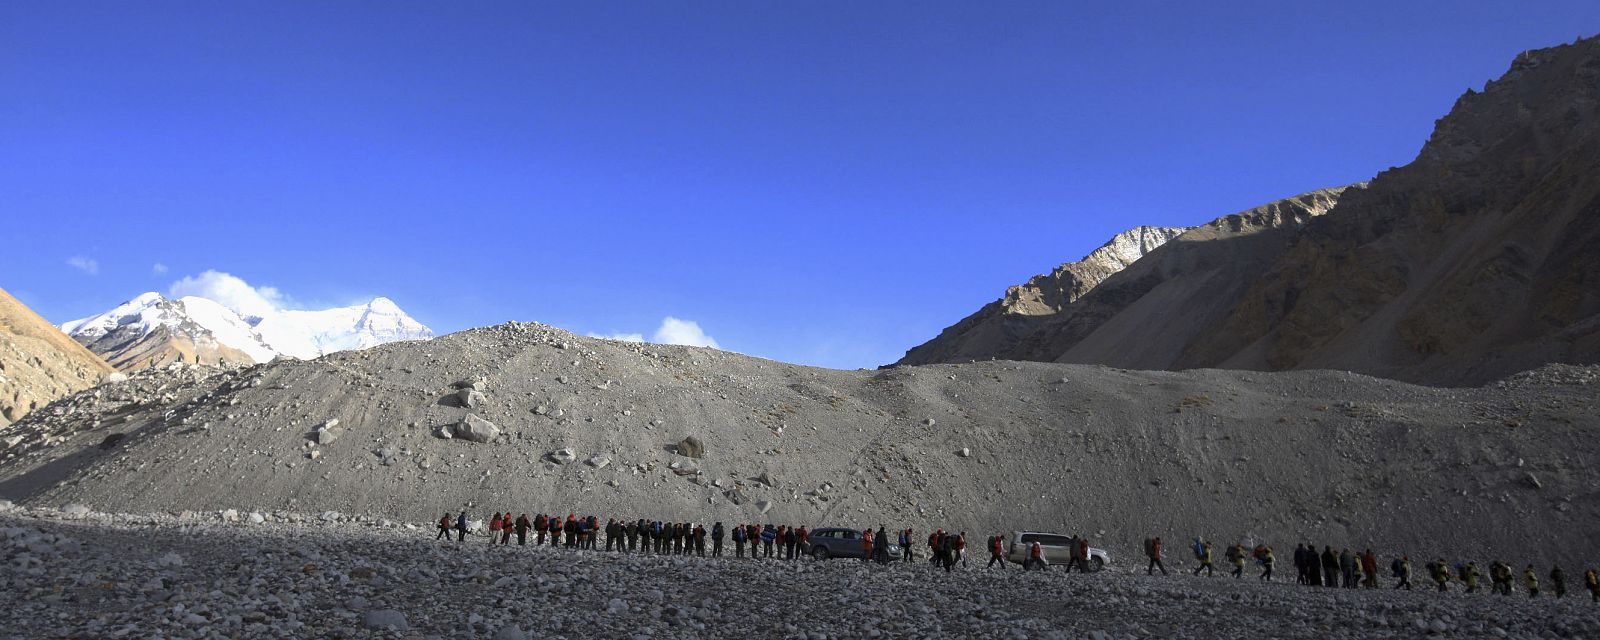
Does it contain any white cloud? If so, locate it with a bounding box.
[588,317,721,349]
[652,317,719,349]
[588,332,645,343]
[66,256,99,275]
[168,270,290,318]
[151,263,169,275]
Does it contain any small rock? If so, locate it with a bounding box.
[457,388,486,408]
[549,448,577,464]
[585,455,611,469]
[454,414,500,444]
[958,447,972,458]
[1524,472,1543,489]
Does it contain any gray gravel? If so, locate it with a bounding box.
[3,505,1598,640]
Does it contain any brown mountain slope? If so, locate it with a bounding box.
[1177,37,1600,385]
[0,287,114,425]
[897,225,1189,365]
[896,187,1354,366]
[898,35,1600,386]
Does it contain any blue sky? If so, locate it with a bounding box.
[3,2,1597,369]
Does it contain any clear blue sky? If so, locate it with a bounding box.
[3,2,1597,368]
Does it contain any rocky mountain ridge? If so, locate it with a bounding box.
[898,35,1600,386]
[0,287,115,426]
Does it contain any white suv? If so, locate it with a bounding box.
[1005,531,1109,571]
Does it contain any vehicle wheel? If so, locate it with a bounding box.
[1091,557,1105,573]
[812,546,829,560]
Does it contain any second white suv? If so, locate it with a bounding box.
[1004,531,1109,571]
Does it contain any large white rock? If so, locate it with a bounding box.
[454,414,500,443]
[548,448,576,464]
[60,503,91,516]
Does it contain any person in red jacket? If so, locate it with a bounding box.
[500,513,513,545]
[1028,540,1044,570]
[488,512,503,546]
[987,535,1007,569]
[775,526,788,560]
[435,512,452,541]
[1147,536,1168,575]
[795,526,809,561]
[861,528,874,563]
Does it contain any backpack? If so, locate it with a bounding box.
[1193,540,1205,560]
[1143,538,1154,558]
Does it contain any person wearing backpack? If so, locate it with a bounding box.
[487,513,503,546]
[711,522,725,557]
[1462,562,1480,593]
[435,512,452,541]
[899,528,913,562]
[1224,543,1243,578]
[874,527,889,564]
[1360,550,1377,588]
[987,535,1006,569]
[732,524,746,558]
[1394,556,1412,590]
[501,513,514,545]
[929,530,944,566]
[1146,537,1168,575]
[1259,546,1275,581]
[1584,568,1598,602]
[860,528,874,563]
[940,533,958,572]
[1192,541,1214,577]
[1551,566,1567,598]
[515,514,531,546]
[1524,565,1541,598]
[455,511,469,542]
[761,524,777,559]
[796,526,809,561]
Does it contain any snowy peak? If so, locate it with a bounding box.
[63,293,433,371]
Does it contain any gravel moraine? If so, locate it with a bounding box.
[3,507,1598,640]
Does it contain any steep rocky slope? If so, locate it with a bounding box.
[898,187,1352,367]
[1186,38,1600,385]
[0,324,1594,570]
[898,225,1188,365]
[0,287,114,426]
[897,36,1600,386]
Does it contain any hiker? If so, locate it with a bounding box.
[900,528,914,561]
[547,515,561,548]
[1259,546,1275,581]
[930,530,945,566]
[1393,556,1412,590]
[1225,543,1244,578]
[1294,544,1309,585]
[1361,549,1378,588]
[488,512,502,545]
[1077,537,1090,573]
[934,531,947,572]
[1462,562,1480,593]
[627,519,641,553]
[1525,565,1540,598]
[435,512,452,540]
[694,523,707,557]
[1552,566,1567,598]
[1193,541,1215,577]
[455,511,468,541]
[795,526,809,561]
[1431,559,1450,592]
[710,522,724,557]
[1585,568,1599,602]
[1320,547,1339,588]
[761,524,777,558]
[1063,535,1082,572]
[1027,540,1044,570]
[861,528,874,563]
[500,513,513,545]
[1339,549,1355,588]
[874,527,889,564]
[1145,537,1168,575]
[515,514,531,546]
[732,524,746,558]
[987,535,1006,568]
[954,532,967,567]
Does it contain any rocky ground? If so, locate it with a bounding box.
[3,505,1597,640]
[1,323,1597,574]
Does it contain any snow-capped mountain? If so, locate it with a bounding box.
[61,293,433,371]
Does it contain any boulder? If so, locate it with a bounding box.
[756,471,776,487]
[102,372,128,384]
[755,500,773,514]
[585,455,611,469]
[60,503,91,516]
[676,436,705,459]
[453,379,483,391]
[363,609,409,632]
[548,448,577,464]
[247,512,266,524]
[457,388,486,408]
[670,461,700,476]
[454,414,500,444]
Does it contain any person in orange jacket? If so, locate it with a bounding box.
[861,528,874,563]
[1147,536,1168,575]
[487,512,503,546]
